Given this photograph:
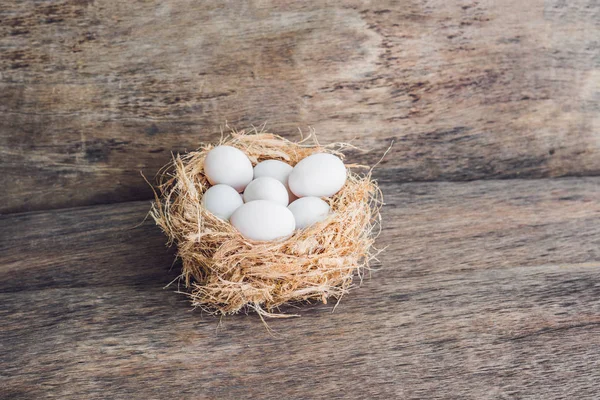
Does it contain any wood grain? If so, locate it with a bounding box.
[2,0,599,213]
[2,177,599,399]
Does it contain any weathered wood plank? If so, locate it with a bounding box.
[1,178,600,398]
[1,0,599,213]
[0,201,176,293]
[379,175,600,274]
[2,177,599,292]
[2,265,600,399]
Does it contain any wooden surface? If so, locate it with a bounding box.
[2,0,600,398]
[2,0,600,213]
[2,177,600,399]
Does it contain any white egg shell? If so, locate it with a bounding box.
[230,200,296,241]
[202,184,244,220]
[243,177,289,206]
[203,145,253,192]
[254,160,292,184]
[254,160,297,203]
[288,197,330,230]
[288,153,347,198]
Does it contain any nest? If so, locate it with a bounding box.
[150,131,383,318]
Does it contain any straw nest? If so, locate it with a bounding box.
[150,131,383,318]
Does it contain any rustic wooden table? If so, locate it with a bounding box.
[1,1,599,399]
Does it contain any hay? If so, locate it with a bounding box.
[150,131,383,318]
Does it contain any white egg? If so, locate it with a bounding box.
[203,145,253,192]
[254,160,292,183]
[202,184,244,220]
[243,177,289,206]
[288,153,347,198]
[230,200,296,241]
[288,197,330,230]
[254,160,297,202]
